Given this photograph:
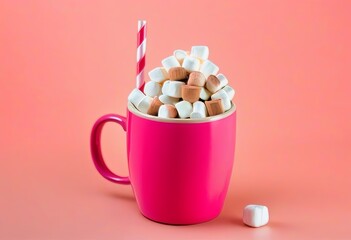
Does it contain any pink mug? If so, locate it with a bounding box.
[90,102,236,224]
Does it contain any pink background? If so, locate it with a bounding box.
[1,0,350,239]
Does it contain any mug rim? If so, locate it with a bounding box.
[127,102,236,123]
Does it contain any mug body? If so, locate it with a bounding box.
[126,103,236,224]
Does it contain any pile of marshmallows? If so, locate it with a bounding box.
[128,46,235,119]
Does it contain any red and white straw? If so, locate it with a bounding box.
[136,20,147,89]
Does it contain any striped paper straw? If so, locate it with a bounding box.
[136,20,147,89]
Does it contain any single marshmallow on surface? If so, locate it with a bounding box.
[148,67,169,83]
[182,56,201,72]
[147,97,163,116]
[243,205,269,228]
[162,56,181,72]
[173,49,188,65]
[158,104,178,118]
[206,74,228,93]
[175,101,193,119]
[199,87,211,101]
[128,88,145,107]
[200,60,219,78]
[190,101,207,119]
[190,46,209,61]
[167,81,185,98]
[159,95,179,105]
[144,81,161,97]
[205,99,224,116]
[168,67,188,81]
[222,85,235,100]
[181,85,201,103]
[211,89,231,111]
[188,71,206,87]
[161,80,171,95]
[136,96,153,114]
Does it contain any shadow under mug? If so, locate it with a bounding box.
[90,102,236,225]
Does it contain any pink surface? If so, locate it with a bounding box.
[0,0,350,239]
[91,104,236,224]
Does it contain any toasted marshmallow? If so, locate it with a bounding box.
[128,88,145,107]
[167,81,185,98]
[190,46,209,61]
[158,104,178,118]
[211,89,231,111]
[144,81,161,97]
[175,101,193,119]
[199,87,211,101]
[136,96,153,114]
[181,85,201,103]
[243,205,269,228]
[205,99,224,116]
[188,71,206,87]
[173,49,188,64]
[159,95,180,105]
[206,74,228,93]
[148,67,169,83]
[147,96,163,116]
[162,56,181,72]
[200,60,219,78]
[190,101,207,119]
[182,56,201,72]
[168,67,188,81]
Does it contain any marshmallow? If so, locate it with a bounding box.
[222,85,235,100]
[190,101,207,119]
[199,87,211,101]
[167,81,185,98]
[188,71,206,87]
[147,96,163,116]
[181,85,201,103]
[190,46,209,61]
[136,96,153,114]
[128,88,145,107]
[175,101,193,119]
[144,81,161,97]
[148,67,169,83]
[200,60,219,78]
[243,205,269,228]
[158,104,178,118]
[205,99,224,116]
[168,67,188,81]
[159,95,179,105]
[162,56,181,72]
[211,89,231,111]
[206,74,228,93]
[182,56,201,72]
[161,80,171,95]
[173,49,188,64]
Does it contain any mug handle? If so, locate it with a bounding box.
[90,114,130,185]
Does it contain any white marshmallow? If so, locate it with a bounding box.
[136,96,152,114]
[158,104,177,118]
[200,60,219,78]
[190,101,207,119]
[144,81,161,97]
[162,56,181,72]
[182,56,201,72]
[175,101,193,119]
[211,89,231,111]
[173,49,188,64]
[159,95,179,105]
[199,87,211,101]
[223,85,235,100]
[190,46,209,61]
[161,80,171,95]
[216,73,229,88]
[167,81,185,98]
[128,88,145,107]
[148,67,169,83]
[243,205,269,228]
